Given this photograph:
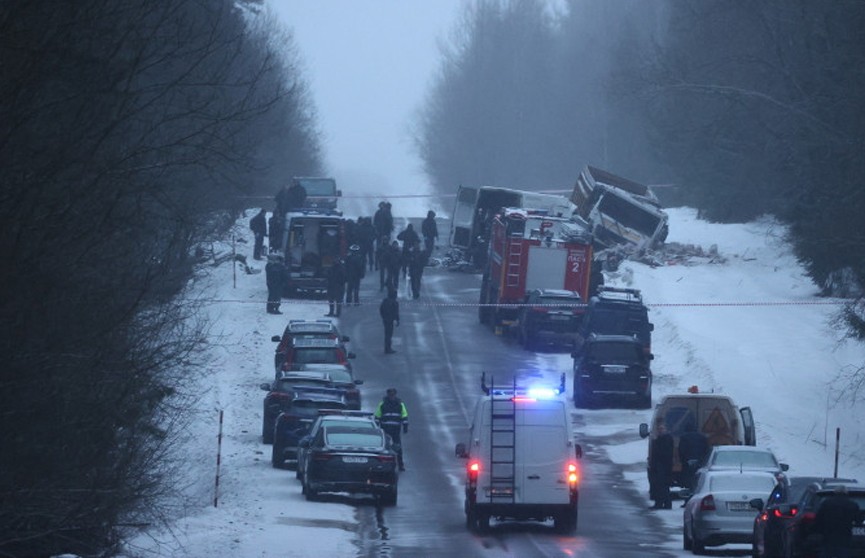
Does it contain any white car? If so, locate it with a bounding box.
[683,469,778,554]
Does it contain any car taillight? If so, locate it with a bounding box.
[376,455,395,462]
[567,463,580,484]
[313,452,334,461]
[700,495,716,511]
[773,506,799,519]
[800,511,816,523]
[269,392,292,401]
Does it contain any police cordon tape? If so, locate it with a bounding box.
[195,298,850,308]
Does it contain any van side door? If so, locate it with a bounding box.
[740,406,756,446]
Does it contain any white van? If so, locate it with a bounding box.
[455,374,582,533]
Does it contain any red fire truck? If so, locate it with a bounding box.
[478,208,594,329]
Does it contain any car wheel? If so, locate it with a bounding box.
[477,512,490,533]
[683,519,692,550]
[262,414,274,445]
[692,521,706,555]
[271,442,284,469]
[638,392,652,410]
[465,502,478,531]
[295,463,303,479]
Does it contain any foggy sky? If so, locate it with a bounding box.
[271,1,464,207]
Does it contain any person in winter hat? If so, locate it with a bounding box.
[344,244,365,306]
[374,388,408,471]
[421,210,438,253]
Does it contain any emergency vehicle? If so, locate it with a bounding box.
[455,374,582,533]
[478,207,593,329]
[278,209,346,296]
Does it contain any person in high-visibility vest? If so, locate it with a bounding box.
[374,388,408,471]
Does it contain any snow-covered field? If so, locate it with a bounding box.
[126,207,865,557]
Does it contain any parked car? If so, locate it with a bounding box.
[573,286,653,356]
[516,288,584,350]
[683,469,778,554]
[301,425,399,505]
[287,363,363,410]
[700,446,788,480]
[260,371,346,444]
[572,333,652,408]
[295,410,379,480]
[274,337,355,377]
[639,388,757,495]
[750,477,865,557]
[272,320,350,373]
[271,390,348,469]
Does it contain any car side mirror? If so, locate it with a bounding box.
[347,352,356,359]
[260,382,272,391]
[639,423,649,438]
[271,335,281,342]
[455,442,468,458]
[749,498,764,512]
[574,444,583,460]
[780,463,789,472]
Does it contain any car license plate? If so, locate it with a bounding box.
[602,365,627,374]
[727,501,751,511]
[853,526,865,536]
[342,456,368,464]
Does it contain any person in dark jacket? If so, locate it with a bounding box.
[381,240,402,292]
[815,485,860,558]
[374,388,408,470]
[649,421,674,509]
[265,254,287,314]
[285,182,307,211]
[268,212,285,252]
[678,420,709,492]
[396,223,420,278]
[379,288,399,354]
[250,208,267,260]
[358,217,377,271]
[344,244,365,305]
[407,242,428,300]
[373,201,394,241]
[376,235,390,289]
[421,210,438,253]
[326,258,346,317]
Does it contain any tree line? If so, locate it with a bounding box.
[415,0,865,340]
[0,1,322,555]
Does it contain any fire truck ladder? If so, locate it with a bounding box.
[488,375,517,505]
[506,239,523,288]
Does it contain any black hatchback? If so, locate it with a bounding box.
[572,333,653,409]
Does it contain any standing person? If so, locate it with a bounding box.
[325,258,346,317]
[376,235,390,290]
[250,208,267,260]
[396,223,420,278]
[373,201,393,241]
[344,244,365,306]
[421,210,438,253]
[379,288,399,354]
[286,181,307,211]
[275,186,290,216]
[268,211,285,252]
[382,240,402,292]
[265,254,287,314]
[374,388,408,471]
[358,217,377,271]
[408,242,429,300]
[649,421,674,509]
[815,485,859,558]
[678,419,709,493]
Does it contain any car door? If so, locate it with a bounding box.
[740,407,756,446]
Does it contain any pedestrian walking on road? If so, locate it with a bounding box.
[649,421,674,510]
[250,208,267,260]
[326,258,346,317]
[344,244,365,305]
[374,388,408,471]
[397,223,420,278]
[379,288,400,354]
[408,243,428,300]
[382,240,402,292]
[421,210,438,253]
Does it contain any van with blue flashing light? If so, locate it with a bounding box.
[455,374,582,534]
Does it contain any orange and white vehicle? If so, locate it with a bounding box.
[455,374,582,533]
[478,207,593,329]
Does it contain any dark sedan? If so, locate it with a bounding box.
[260,371,346,444]
[295,411,379,480]
[301,426,399,506]
[751,477,865,557]
[272,319,350,373]
[271,391,348,469]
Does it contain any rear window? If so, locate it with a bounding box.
[326,431,383,447]
[810,492,865,511]
[293,349,340,364]
[327,370,353,383]
[588,308,648,335]
[712,450,777,468]
[710,475,776,493]
[587,341,642,362]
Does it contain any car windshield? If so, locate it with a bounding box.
[588,341,642,362]
[712,451,777,468]
[710,474,776,493]
[293,349,340,364]
[326,431,383,447]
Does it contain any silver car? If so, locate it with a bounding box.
[701,445,788,478]
[683,469,778,554]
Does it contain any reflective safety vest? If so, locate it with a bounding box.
[375,398,408,428]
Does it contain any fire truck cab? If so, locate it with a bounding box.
[478,208,593,330]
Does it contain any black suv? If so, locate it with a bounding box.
[750,477,865,557]
[573,286,653,356]
[572,333,652,408]
[516,288,584,350]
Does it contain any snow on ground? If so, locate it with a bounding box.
[125,206,865,557]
